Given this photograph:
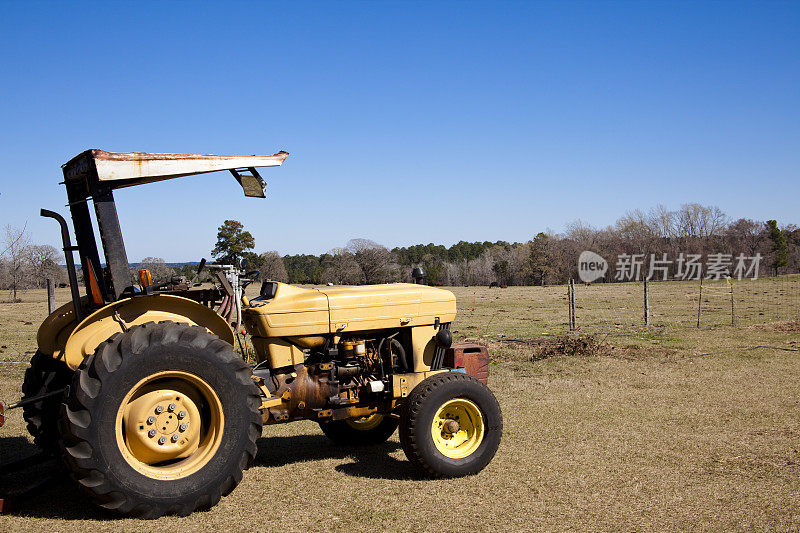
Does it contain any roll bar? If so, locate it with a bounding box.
[51,149,289,303]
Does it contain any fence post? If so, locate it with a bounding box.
[47,278,55,315]
[571,279,576,330]
[567,278,576,331]
[644,278,649,326]
[729,277,736,326]
[567,280,572,331]
[696,277,703,328]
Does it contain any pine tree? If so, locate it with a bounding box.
[211,220,255,266]
[766,220,788,276]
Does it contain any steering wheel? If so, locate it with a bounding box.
[241,270,261,289]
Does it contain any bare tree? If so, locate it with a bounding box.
[726,218,764,256]
[322,248,365,285]
[346,238,398,284]
[647,204,676,239]
[674,203,727,239]
[29,244,66,288]
[257,251,288,282]
[565,220,599,249]
[615,209,656,242]
[509,242,533,285]
[467,251,495,286]
[132,257,174,283]
[442,261,465,286]
[530,232,555,285]
[2,225,32,302]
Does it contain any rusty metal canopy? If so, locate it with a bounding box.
[62,149,289,197]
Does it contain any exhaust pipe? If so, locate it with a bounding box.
[40,209,83,321]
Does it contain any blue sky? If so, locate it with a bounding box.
[1,1,798,262]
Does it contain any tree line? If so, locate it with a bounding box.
[3,204,798,301]
[209,205,800,286]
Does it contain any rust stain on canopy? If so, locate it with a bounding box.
[63,149,289,191]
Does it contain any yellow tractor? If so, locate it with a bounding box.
[10,149,502,518]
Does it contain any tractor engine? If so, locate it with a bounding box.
[261,334,406,423]
[241,281,458,423]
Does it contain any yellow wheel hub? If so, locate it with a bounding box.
[345,413,384,431]
[115,371,224,480]
[431,398,484,459]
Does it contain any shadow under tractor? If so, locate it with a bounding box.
[1,149,502,518]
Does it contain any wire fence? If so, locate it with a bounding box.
[3,278,798,352]
[573,275,800,331]
[449,274,800,339]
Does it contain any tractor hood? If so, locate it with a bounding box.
[243,283,457,338]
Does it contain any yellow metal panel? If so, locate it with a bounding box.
[37,298,86,360]
[251,338,305,367]
[418,288,457,324]
[60,295,234,370]
[391,370,448,398]
[243,282,458,339]
[242,284,329,337]
[411,325,438,372]
[325,283,421,332]
[288,335,326,349]
[323,283,456,331]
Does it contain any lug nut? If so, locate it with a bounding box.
[179,423,187,432]
[171,434,180,442]
[147,416,156,424]
[177,411,186,419]
[158,436,167,445]
[148,429,157,438]
[155,405,164,414]
[168,403,177,412]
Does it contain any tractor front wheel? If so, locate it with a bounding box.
[399,372,502,477]
[58,322,262,518]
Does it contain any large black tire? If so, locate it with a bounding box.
[399,372,502,477]
[58,322,262,518]
[21,351,73,450]
[319,414,399,446]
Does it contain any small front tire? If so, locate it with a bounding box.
[399,372,502,477]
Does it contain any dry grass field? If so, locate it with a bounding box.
[1,284,799,531]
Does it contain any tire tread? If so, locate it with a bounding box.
[58,321,262,518]
[399,372,502,478]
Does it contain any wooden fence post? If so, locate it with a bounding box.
[567,281,572,331]
[696,277,703,328]
[47,278,55,315]
[644,278,649,326]
[572,279,576,330]
[568,278,576,331]
[729,277,736,326]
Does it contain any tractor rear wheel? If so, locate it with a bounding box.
[58,322,262,518]
[21,351,72,450]
[399,372,502,477]
[319,414,399,446]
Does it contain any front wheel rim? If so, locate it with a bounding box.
[430,398,485,459]
[345,413,384,431]
[115,370,224,480]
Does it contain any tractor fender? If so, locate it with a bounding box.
[37,297,88,361]
[53,295,234,370]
